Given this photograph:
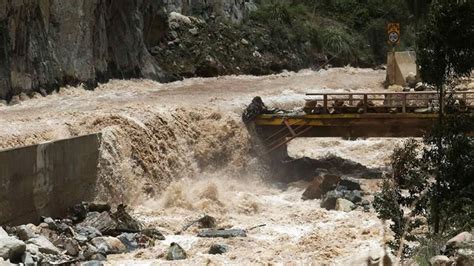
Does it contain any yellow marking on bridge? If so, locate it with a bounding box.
[255,113,439,126]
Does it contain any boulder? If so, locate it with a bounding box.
[456,248,474,266]
[78,212,117,235]
[69,202,89,222]
[91,236,127,254]
[42,217,58,231]
[88,202,111,213]
[54,236,80,256]
[197,215,216,229]
[415,82,427,91]
[81,243,104,261]
[344,190,362,203]
[0,228,7,238]
[320,190,344,210]
[111,204,142,233]
[335,198,354,212]
[446,232,473,249]
[209,244,229,255]
[9,95,20,105]
[338,177,362,191]
[15,224,39,241]
[429,255,451,266]
[74,225,103,241]
[321,189,362,210]
[302,175,341,200]
[22,252,35,265]
[166,242,186,260]
[406,72,417,88]
[18,92,29,101]
[27,236,60,255]
[140,228,165,240]
[25,243,39,255]
[117,233,138,251]
[0,236,26,262]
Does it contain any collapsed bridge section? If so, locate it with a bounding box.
[245,91,474,153]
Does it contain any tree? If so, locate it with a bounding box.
[416,0,474,234]
[374,116,474,256]
[375,0,474,258]
[417,0,474,88]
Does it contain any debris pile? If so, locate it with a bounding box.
[0,203,164,265]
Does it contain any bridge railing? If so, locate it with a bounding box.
[304,91,474,114]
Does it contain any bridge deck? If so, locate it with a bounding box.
[251,91,474,152]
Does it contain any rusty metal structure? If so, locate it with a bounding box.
[252,91,474,153]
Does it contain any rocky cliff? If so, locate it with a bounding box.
[0,0,255,100]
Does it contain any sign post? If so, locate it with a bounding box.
[387,23,400,85]
[387,23,400,47]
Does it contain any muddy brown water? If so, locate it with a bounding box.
[1,68,399,264]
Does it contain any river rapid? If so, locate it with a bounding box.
[0,67,399,264]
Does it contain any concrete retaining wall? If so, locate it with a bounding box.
[0,133,101,226]
[386,51,418,86]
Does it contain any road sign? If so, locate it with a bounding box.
[387,23,400,45]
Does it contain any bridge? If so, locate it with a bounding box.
[250,91,474,153]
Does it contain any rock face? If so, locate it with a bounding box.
[0,0,255,100]
[164,0,256,23]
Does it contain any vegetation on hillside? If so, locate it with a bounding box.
[248,0,428,66]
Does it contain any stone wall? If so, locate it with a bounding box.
[0,134,101,226]
[0,0,255,100]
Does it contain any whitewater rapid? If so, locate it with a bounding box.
[1,67,398,264]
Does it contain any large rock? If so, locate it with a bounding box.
[15,224,39,241]
[0,228,7,238]
[321,189,362,210]
[0,236,26,262]
[166,242,186,260]
[74,225,103,241]
[209,244,229,255]
[91,236,127,254]
[429,255,451,266]
[26,236,60,255]
[78,212,118,235]
[446,232,473,249]
[335,198,354,212]
[338,177,362,191]
[320,190,344,210]
[117,233,139,252]
[406,72,417,88]
[302,175,341,200]
[456,247,474,266]
[54,236,81,256]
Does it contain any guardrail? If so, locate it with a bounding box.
[304,91,474,114]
